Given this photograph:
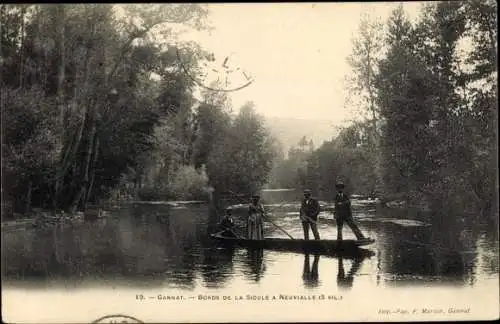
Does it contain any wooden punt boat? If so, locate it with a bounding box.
[209,232,375,257]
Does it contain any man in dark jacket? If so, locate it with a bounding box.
[334,182,371,242]
[218,207,237,237]
[300,189,321,240]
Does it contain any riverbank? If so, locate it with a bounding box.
[1,219,37,231]
[1,199,212,232]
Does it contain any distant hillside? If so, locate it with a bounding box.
[264,116,338,155]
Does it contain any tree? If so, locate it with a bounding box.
[369,1,497,213]
[269,1,497,213]
[346,12,385,195]
[375,5,437,201]
[346,12,384,133]
[1,4,211,215]
[457,0,497,213]
[207,102,277,194]
[192,85,232,170]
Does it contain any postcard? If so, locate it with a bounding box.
[2,2,498,323]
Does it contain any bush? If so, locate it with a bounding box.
[2,87,60,212]
[136,187,163,201]
[121,166,209,202]
[169,165,209,200]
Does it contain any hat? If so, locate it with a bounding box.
[335,182,345,189]
[225,206,233,211]
[251,193,260,198]
[303,189,311,194]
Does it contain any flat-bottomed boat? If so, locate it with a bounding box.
[210,232,375,257]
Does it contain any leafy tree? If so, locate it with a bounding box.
[192,85,232,170]
[267,135,316,189]
[346,12,386,196]
[1,4,211,216]
[375,5,438,202]
[208,102,277,195]
[266,1,497,216]
[346,12,384,133]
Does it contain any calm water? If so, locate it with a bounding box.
[2,192,499,323]
[2,191,499,322]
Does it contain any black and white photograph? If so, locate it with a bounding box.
[1,2,498,323]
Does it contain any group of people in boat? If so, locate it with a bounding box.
[218,181,372,242]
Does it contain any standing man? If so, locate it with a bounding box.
[300,189,321,240]
[334,181,372,242]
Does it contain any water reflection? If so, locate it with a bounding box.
[200,246,235,288]
[242,248,266,282]
[2,196,498,293]
[367,208,481,286]
[302,254,320,288]
[337,256,363,291]
[299,253,370,290]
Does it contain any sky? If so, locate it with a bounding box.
[180,2,423,126]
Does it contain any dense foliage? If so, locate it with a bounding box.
[269,1,497,215]
[1,4,278,217]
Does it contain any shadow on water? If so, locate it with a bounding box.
[302,254,320,288]
[364,205,495,287]
[200,246,236,288]
[300,253,370,290]
[242,248,266,282]
[337,256,363,291]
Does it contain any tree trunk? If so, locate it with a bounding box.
[37,7,47,89]
[53,20,94,212]
[79,16,106,210]
[18,6,26,89]
[57,5,66,127]
[53,5,67,213]
[476,3,497,69]
[25,180,32,214]
[54,105,87,212]
[52,225,62,264]
[188,121,199,166]
[53,4,67,212]
[84,136,100,207]
[71,114,96,214]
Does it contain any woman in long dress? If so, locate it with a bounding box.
[247,194,264,239]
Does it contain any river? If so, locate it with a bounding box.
[2,189,499,322]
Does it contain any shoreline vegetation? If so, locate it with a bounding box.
[2,3,497,226]
[2,5,277,222]
[266,2,497,219]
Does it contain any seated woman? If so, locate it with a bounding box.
[218,207,237,237]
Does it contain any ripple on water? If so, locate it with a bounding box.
[351,199,381,205]
[358,218,431,227]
